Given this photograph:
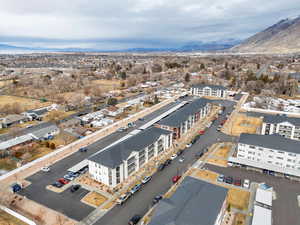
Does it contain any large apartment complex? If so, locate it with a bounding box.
[156,98,211,139]
[230,133,300,178]
[88,127,172,187]
[148,176,228,225]
[191,84,228,98]
[261,115,300,141]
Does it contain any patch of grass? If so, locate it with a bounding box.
[0,95,51,111]
[207,158,228,167]
[228,189,250,211]
[102,200,115,210]
[229,113,262,136]
[234,213,246,225]
[192,169,219,182]
[82,192,108,207]
[213,145,232,158]
[0,209,27,225]
[0,158,17,171]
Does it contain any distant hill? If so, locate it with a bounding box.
[232,16,300,53]
[0,39,240,53]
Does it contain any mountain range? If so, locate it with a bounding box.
[232,16,300,53]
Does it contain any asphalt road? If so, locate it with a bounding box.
[18,98,186,221]
[94,100,236,225]
[206,164,300,225]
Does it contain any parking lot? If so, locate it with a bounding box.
[206,164,300,225]
[18,100,186,221]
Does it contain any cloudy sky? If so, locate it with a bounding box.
[0,0,299,50]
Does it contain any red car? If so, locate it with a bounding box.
[172,175,182,183]
[199,130,205,135]
[221,120,227,125]
[58,178,69,185]
[233,178,242,186]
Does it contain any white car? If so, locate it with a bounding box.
[179,157,184,163]
[116,192,131,205]
[186,143,192,148]
[141,176,152,184]
[41,166,50,172]
[170,154,177,160]
[243,179,250,189]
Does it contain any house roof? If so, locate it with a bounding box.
[0,134,33,150]
[149,176,227,225]
[263,114,300,126]
[26,108,48,116]
[157,98,210,127]
[2,114,27,124]
[239,133,300,154]
[88,126,171,168]
[191,84,227,90]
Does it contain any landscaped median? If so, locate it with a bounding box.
[81,192,108,208]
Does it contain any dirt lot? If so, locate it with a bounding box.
[228,188,250,211]
[212,144,232,159]
[0,210,27,225]
[0,80,12,88]
[207,158,228,167]
[82,192,108,207]
[227,113,262,136]
[191,169,219,182]
[234,213,246,225]
[0,95,51,111]
[92,79,124,91]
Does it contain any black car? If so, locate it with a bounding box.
[153,195,163,205]
[177,150,184,156]
[225,176,233,184]
[128,215,141,225]
[164,159,172,166]
[158,163,166,171]
[52,182,63,188]
[79,147,88,152]
[70,184,81,192]
[195,151,203,158]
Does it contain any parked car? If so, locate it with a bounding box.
[52,182,63,188]
[158,163,166,171]
[70,184,81,192]
[152,195,163,205]
[79,147,88,152]
[64,174,75,181]
[117,192,131,205]
[224,176,233,184]
[142,176,152,184]
[233,178,242,186]
[58,178,69,185]
[199,130,205,135]
[138,118,144,121]
[172,175,182,183]
[127,122,136,128]
[179,157,184,163]
[195,152,203,158]
[68,171,80,178]
[170,154,177,160]
[186,143,192,148]
[128,215,141,225]
[41,166,50,172]
[217,174,225,182]
[243,179,250,189]
[164,159,172,166]
[130,184,142,194]
[177,150,184,155]
[117,127,126,132]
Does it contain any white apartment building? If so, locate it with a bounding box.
[230,133,300,178]
[191,84,227,98]
[88,127,172,187]
[261,115,300,141]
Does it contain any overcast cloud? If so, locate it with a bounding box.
[0,0,299,49]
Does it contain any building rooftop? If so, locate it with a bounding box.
[263,114,300,126]
[157,98,210,127]
[251,205,272,225]
[191,84,227,90]
[88,126,171,168]
[255,188,273,207]
[148,176,227,225]
[239,133,300,154]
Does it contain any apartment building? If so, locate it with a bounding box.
[88,127,172,187]
[261,115,300,141]
[230,133,300,177]
[156,98,211,139]
[191,84,227,98]
[148,176,228,225]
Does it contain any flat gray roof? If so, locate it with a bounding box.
[191,84,227,90]
[149,176,227,225]
[263,114,300,126]
[239,133,300,154]
[88,126,171,168]
[157,98,210,127]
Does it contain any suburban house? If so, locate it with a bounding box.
[88,126,172,187]
[229,133,300,178]
[0,122,60,152]
[23,107,49,121]
[261,115,300,141]
[102,106,124,117]
[0,114,29,128]
[148,176,228,225]
[156,98,211,139]
[191,84,228,98]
